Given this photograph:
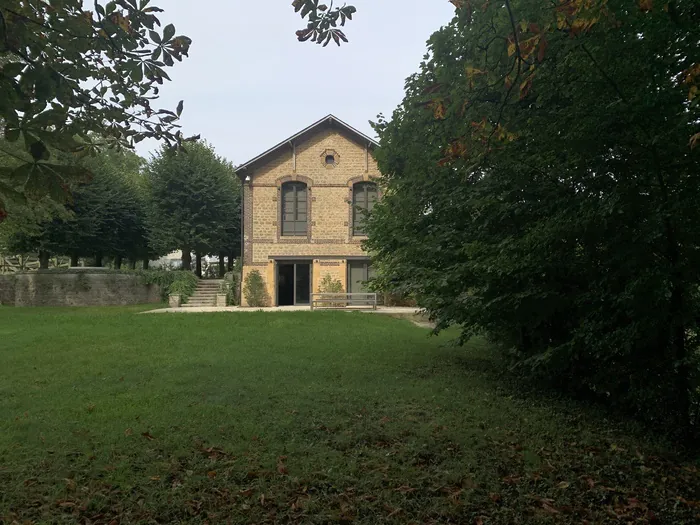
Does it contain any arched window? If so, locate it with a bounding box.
[352,182,378,236]
[281,182,308,236]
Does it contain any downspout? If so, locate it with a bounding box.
[239,173,245,306]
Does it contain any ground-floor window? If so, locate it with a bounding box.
[347,260,375,294]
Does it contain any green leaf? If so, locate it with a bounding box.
[4,124,20,142]
[131,65,143,83]
[149,30,161,43]
[29,141,51,162]
[176,100,183,117]
[163,23,175,42]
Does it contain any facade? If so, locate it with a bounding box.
[237,115,380,306]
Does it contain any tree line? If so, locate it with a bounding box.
[0,139,240,277]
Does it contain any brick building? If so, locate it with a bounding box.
[237,115,380,306]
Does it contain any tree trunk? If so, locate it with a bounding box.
[143,258,150,270]
[219,252,226,278]
[227,252,234,272]
[94,254,103,267]
[129,259,137,270]
[195,253,202,278]
[114,255,123,269]
[70,254,79,267]
[181,247,191,270]
[38,250,50,270]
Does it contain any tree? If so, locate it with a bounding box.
[0,0,193,217]
[365,0,700,435]
[0,1,358,222]
[147,141,240,275]
[0,141,152,268]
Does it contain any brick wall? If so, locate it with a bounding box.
[241,125,379,306]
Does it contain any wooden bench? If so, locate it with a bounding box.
[310,293,377,310]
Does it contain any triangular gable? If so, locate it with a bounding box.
[236,115,378,179]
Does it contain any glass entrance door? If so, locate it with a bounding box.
[277,261,311,306]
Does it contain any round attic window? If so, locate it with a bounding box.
[325,154,336,166]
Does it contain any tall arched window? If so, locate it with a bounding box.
[281,182,308,236]
[352,182,378,236]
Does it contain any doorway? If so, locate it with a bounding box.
[277,262,311,306]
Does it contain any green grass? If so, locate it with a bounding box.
[1,307,699,523]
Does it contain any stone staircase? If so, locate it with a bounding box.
[182,279,223,308]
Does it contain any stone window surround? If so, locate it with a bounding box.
[275,175,314,243]
[321,149,339,168]
[347,176,380,242]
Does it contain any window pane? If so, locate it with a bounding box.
[281,182,308,236]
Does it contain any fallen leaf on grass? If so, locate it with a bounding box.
[277,455,289,475]
[531,496,560,514]
[394,485,417,493]
[141,432,155,441]
[57,500,76,508]
[557,481,570,489]
[678,497,700,508]
[239,488,254,497]
[64,478,76,490]
[124,428,133,436]
[150,476,161,481]
[207,471,217,479]
[580,475,595,488]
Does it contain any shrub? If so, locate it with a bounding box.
[243,269,269,307]
[168,272,198,302]
[137,269,197,302]
[222,271,240,306]
[318,274,344,307]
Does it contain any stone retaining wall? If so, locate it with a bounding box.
[0,272,161,307]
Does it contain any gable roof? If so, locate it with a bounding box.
[236,114,378,178]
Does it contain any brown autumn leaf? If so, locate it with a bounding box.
[520,76,533,100]
[557,481,571,489]
[690,132,700,150]
[64,478,76,490]
[124,428,133,436]
[638,0,653,11]
[277,462,289,475]
[57,500,77,508]
[580,475,596,488]
[141,431,155,441]
[394,485,417,493]
[150,475,161,481]
[239,488,255,497]
[537,37,548,63]
[207,470,217,479]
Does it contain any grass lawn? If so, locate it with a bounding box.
[1,307,699,524]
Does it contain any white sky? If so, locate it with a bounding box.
[134,1,456,166]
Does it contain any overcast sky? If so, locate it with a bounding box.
[134,1,456,166]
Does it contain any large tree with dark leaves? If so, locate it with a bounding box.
[0,0,357,222]
[366,0,700,435]
[0,0,193,220]
[147,141,239,275]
